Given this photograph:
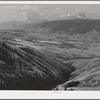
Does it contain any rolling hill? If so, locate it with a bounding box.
[25,19,100,34]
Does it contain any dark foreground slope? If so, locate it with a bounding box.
[0,41,73,90]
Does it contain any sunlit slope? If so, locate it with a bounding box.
[70,58,100,86]
[53,57,100,90]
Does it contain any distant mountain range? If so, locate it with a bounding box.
[1,19,100,42]
[31,19,100,33]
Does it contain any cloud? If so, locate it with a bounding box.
[20,5,38,11]
[39,10,47,16]
[20,5,31,10]
[0,5,18,9]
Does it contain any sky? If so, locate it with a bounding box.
[0,4,100,23]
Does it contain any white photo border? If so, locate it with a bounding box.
[0,1,99,99]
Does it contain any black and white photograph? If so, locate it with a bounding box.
[0,2,100,92]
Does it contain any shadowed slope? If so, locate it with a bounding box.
[0,41,73,90]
